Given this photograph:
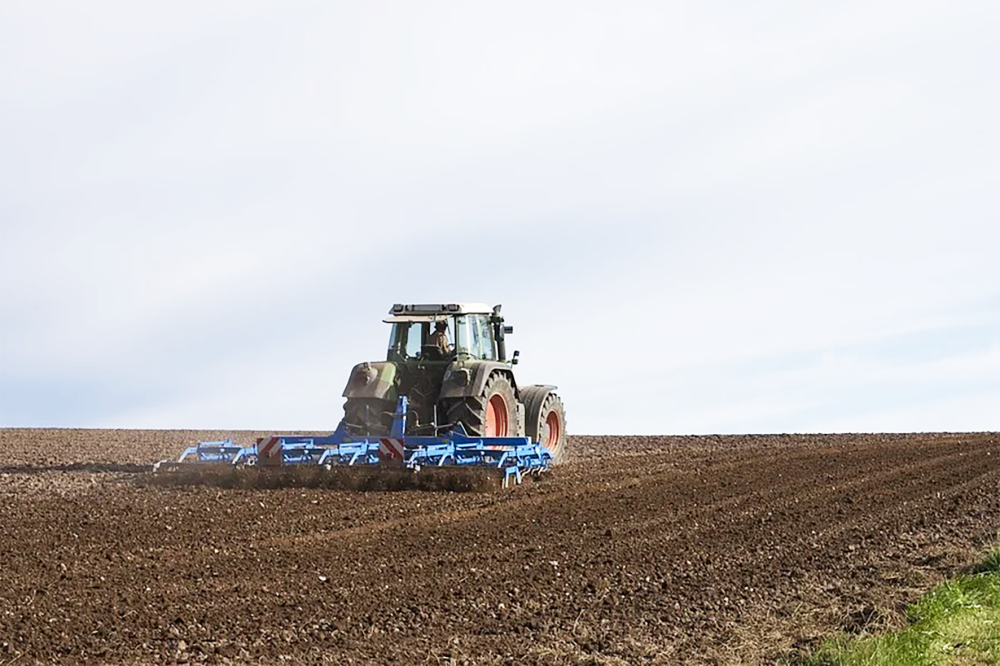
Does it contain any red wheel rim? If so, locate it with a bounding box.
[545,410,561,449]
[485,394,508,437]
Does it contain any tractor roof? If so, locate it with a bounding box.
[384,303,494,323]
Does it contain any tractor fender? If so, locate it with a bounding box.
[439,360,516,399]
[342,361,398,400]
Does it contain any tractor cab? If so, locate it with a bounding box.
[384,303,509,363]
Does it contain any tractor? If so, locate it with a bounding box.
[339,303,567,462]
[159,302,567,485]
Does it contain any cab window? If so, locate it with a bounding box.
[454,315,496,360]
[475,315,496,360]
[388,322,426,359]
[453,316,469,355]
[468,316,484,358]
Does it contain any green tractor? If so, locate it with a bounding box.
[339,303,567,462]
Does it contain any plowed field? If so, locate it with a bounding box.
[1,430,998,665]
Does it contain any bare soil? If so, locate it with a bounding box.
[1,429,998,664]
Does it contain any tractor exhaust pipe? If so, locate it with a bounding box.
[492,304,513,362]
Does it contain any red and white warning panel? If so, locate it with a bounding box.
[378,438,405,466]
[257,436,283,466]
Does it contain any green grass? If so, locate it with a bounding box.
[798,549,1000,666]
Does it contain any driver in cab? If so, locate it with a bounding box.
[428,320,451,356]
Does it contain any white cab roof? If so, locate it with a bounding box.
[384,303,494,323]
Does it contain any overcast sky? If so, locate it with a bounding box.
[1,1,997,435]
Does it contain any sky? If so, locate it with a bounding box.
[1,1,997,435]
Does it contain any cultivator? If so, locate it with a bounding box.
[157,396,553,487]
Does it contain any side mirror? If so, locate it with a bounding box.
[504,325,514,335]
[511,350,520,365]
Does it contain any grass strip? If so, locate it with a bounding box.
[798,548,1000,665]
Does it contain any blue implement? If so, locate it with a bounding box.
[177,440,256,465]
[173,395,554,486]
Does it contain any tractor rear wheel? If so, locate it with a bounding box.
[341,398,394,437]
[446,373,516,437]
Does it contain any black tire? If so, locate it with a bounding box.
[341,398,394,437]
[522,389,567,464]
[445,373,516,437]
